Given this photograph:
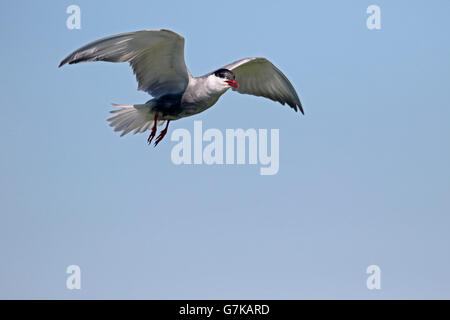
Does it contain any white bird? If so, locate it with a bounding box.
[59,29,303,146]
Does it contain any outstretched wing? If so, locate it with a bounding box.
[221,57,303,114]
[59,29,190,98]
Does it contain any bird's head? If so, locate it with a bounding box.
[212,69,239,89]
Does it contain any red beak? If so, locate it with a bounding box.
[225,80,239,88]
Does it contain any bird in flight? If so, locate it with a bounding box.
[59,29,303,146]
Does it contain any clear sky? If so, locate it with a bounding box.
[0,0,449,299]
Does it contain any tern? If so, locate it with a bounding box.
[59,29,303,146]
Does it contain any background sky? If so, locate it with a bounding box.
[0,0,449,299]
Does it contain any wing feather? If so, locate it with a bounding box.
[221,57,303,114]
[59,29,190,98]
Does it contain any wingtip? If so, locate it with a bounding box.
[297,100,304,115]
[290,103,304,115]
[58,55,73,68]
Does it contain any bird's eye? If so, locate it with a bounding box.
[215,69,230,79]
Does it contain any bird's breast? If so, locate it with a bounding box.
[178,81,225,118]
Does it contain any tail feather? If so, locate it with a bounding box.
[107,103,164,137]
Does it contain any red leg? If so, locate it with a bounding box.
[147,114,158,145]
[154,120,170,147]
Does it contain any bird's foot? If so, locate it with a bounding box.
[154,127,168,147]
[147,126,157,145]
[147,114,159,145]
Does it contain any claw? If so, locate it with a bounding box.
[147,114,158,145]
[147,127,157,145]
[153,120,170,147]
[154,129,167,146]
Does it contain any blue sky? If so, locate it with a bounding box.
[0,0,449,299]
